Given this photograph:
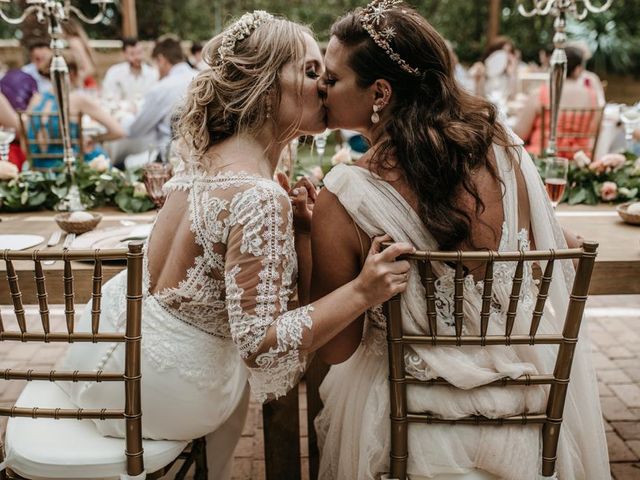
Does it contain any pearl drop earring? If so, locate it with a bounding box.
[371,104,380,124]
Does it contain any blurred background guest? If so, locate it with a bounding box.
[21,41,53,93]
[115,35,197,168]
[514,46,600,157]
[189,41,207,71]
[468,36,519,99]
[62,19,98,90]
[7,57,124,169]
[101,37,158,101]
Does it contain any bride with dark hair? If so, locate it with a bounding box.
[312,1,609,479]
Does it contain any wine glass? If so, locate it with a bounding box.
[544,157,569,208]
[0,127,16,162]
[143,146,173,209]
[620,104,640,152]
[313,129,330,166]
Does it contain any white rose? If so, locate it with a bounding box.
[573,150,591,168]
[132,182,148,198]
[89,154,110,172]
[0,161,19,180]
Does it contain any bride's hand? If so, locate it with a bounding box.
[276,173,317,234]
[354,234,415,306]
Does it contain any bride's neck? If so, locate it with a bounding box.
[204,129,287,178]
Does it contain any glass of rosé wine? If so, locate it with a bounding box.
[544,157,569,208]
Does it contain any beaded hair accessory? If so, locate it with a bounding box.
[217,10,274,64]
[360,0,421,76]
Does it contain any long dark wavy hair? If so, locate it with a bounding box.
[331,3,518,250]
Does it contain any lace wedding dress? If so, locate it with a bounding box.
[315,138,610,480]
[57,160,314,447]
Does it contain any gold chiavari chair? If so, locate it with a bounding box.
[17,110,84,169]
[539,106,604,159]
[384,242,598,480]
[0,242,206,479]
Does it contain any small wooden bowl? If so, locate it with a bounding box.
[54,212,103,234]
[616,202,640,226]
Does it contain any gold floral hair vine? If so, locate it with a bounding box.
[217,10,274,64]
[360,0,421,76]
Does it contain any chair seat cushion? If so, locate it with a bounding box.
[5,382,187,479]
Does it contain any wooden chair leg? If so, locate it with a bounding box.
[193,437,208,480]
[174,454,194,480]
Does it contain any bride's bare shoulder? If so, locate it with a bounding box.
[312,188,362,254]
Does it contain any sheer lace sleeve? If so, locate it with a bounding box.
[224,180,315,402]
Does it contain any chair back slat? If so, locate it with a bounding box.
[453,256,464,339]
[539,106,604,159]
[541,241,597,476]
[2,369,123,382]
[33,258,51,334]
[505,253,525,337]
[384,295,408,480]
[91,258,103,335]
[63,258,75,333]
[480,253,494,340]
[385,242,598,480]
[420,260,438,337]
[124,242,145,474]
[530,257,555,337]
[4,258,27,333]
[0,242,146,477]
[0,406,123,420]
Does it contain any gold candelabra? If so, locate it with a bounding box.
[517,0,613,157]
[0,0,115,210]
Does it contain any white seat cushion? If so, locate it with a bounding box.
[5,382,187,479]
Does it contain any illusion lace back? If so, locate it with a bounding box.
[315,138,609,479]
[57,157,314,443]
[143,160,314,402]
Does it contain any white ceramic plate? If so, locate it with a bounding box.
[485,50,509,77]
[71,224,152,250]
[0,234,45,250]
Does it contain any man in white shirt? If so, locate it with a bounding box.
[21,41,53,93]
[113,35,197,168]
[101,37,158,101]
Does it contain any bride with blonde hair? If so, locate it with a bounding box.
[52,10,412,478]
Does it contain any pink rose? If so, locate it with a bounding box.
[0,161,19,180]
[331,147,352,166]
[599,181,618,201]
[590,153,625,174]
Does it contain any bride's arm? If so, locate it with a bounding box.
[225,183,411,401]
[311,188,370,364]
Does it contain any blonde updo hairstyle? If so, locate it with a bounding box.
[176,14,312,160]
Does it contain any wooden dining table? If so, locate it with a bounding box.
[1,203,639,480]
[1,203,638,303]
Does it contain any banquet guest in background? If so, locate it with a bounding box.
[514,46,600,157]
[62,18,98,89]
[101,37,159,101]
[190,41,207,70]
[468,36,518,99]
[118,35,197,160]
[16,58,124,169]
[21,41,53,93]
